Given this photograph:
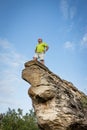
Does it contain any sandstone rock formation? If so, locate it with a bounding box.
[22,60,87,130]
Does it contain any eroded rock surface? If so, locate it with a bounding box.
[22,60,87,130]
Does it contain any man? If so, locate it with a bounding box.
[33,38,49,64]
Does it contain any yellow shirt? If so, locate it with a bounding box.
[36,42,48,53]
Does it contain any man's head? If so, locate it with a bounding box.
[38,38,42,43]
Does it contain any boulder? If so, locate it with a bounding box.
[22,60,87,130]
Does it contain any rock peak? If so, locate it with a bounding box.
[22,60,87,130]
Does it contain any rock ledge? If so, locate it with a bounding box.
[22,60,87,130]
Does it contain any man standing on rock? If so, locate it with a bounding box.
[33,38,49,64]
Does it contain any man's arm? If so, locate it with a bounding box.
[45,46,49,52]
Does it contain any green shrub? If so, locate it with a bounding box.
[80,96,87,108]
[0,108,39,130]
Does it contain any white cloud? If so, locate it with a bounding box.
[0,39,24,68]
[0,38,11,49]
[70,6,76,19]
[0,98,18,105]
[64,41,74,50]
[0,38,33,114]
[60,0,69,19]
[60,0,76,20]
[0,38,27,104]
[81,33,87,48]
[66,22,74,32]
[64,34,87,51]
[0,70,20,96]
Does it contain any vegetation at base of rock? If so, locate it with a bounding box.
[81,96,87,108]
[0,108,39,130]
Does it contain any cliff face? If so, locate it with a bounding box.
[22,60,87,130]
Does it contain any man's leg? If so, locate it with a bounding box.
[39,53,45,64]
[40,60,44,64]
[33,57,37,61]
[33,53,38,61]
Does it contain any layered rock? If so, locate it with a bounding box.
[22,60,87,130]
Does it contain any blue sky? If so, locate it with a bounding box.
[0,0,87,114]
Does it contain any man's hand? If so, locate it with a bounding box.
[46,46,49,52]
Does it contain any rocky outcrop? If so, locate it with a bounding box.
[22,60,87,130]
